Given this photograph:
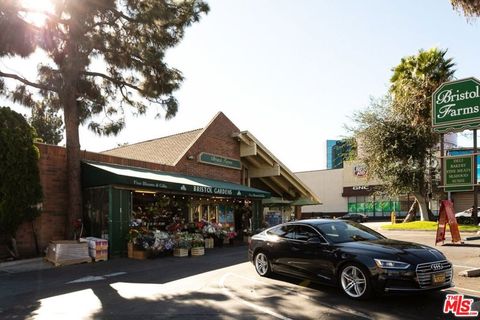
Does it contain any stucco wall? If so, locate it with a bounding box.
[296,169,347,214]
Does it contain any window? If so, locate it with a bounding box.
[315,221,383,244]
[295,225,321,241]
[267,225,295,239]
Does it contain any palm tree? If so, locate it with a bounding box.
[389,48,455,221]
[390,48,455,127]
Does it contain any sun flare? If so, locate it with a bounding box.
[20,0,55,27]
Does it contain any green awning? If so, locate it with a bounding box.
[291,198,321,206]
[262,197,292,207]
[82,162,270,199]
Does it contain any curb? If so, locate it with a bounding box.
[459,268,480,277]
[380,228,480,233]
[0,257,44,268]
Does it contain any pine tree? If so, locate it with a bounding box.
[0,0,209,237]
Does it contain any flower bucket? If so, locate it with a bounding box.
[128,243,149,260]
[191,247,205,256]
[173,248,189,257]
[204,238,214,249]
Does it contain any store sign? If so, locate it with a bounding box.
[353,164,367,177]
[198,152,241,170]
[133,180,168,189]
[342,186,373,197]
[131,177,267,198]
[432,78,480,133]
[444,155,474,192]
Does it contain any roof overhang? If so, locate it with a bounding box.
[82,161,270,199]
[233,131,321,205]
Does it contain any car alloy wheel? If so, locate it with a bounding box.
[254,252,271,277]
[340,264,370,299]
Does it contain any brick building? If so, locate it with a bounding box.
[6,112,319,258]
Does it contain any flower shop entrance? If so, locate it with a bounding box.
[81,161,269,257]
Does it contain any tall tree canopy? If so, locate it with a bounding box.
[352,48,455,221]
[451,0,480,17]
[0,107,43,257]
[29,103,64,145]
[0,0,209,237]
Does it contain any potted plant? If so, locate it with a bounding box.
[173,232,191,257]
[202,223,216,248]
[227,228,237,246]
[191,234,205,256]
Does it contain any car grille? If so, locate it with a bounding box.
[416,260,452,288]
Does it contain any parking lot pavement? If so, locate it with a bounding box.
[1,246,478,320]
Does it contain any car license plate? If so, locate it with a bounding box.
[432,272,446,284]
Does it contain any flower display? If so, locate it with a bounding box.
[191,233,205,248]
[227,231,237,239]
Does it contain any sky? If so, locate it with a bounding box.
[5,0,480,172]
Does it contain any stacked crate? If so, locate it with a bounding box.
[45,240,91,266]
[84,237,108,262]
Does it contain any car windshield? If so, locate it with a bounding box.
[314,221,384,244]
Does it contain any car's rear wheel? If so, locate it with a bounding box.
[254,252,272,277]
[340,264,372,299]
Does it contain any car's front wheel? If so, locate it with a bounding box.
[339,263,372,299]
[254,251,272,277]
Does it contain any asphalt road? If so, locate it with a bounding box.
[0,239,479,320]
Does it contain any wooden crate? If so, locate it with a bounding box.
[173,248,189,257]
[191,247,205,256]
[127,243,149,260]
[204,238,214,249]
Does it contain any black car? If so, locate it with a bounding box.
[248,219,452,300]
[338,213,368,223]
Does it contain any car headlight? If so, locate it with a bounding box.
[374,259,410,269]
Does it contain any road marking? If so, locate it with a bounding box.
[449,287,480,296]
[68,276,105,284]
[221,272,373,320]
[104,272,127,277]
[67,272,127,284]
[219,273,293,320]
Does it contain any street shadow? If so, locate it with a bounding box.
[0,246,251,319]
[263,272,479,320]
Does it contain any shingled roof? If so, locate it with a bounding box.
[101,128,203,166]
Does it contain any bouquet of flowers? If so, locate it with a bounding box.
[191,233,205,248]
[203,223,217,238]
[227,230,237,240]
[174,232,193,249]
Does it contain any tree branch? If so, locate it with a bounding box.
[82,71,143,93]
[18,7,69,25]
[108,8,138,23]
[0,70,57,92]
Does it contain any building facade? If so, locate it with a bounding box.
[297,160,416,219]
[3,112,319,258]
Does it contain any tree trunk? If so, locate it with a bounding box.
[413,192,430,221]
[62,13,85,239]
[403,199,418,223]
[63,93,82,239]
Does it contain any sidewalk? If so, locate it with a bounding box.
[0,257,53,274]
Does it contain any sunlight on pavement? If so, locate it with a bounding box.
[109,268,221,300]
[27,289,102,320]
